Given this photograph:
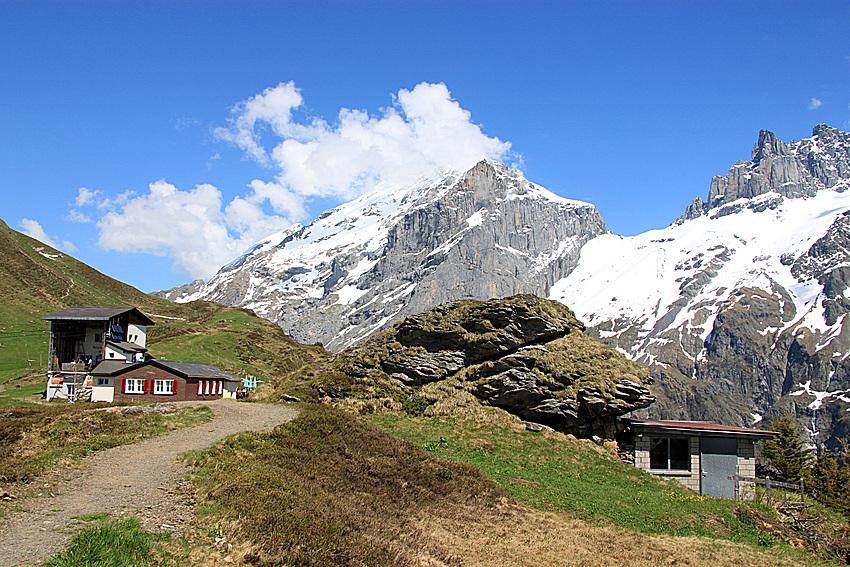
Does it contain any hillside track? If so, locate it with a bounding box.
[0,400,297,567]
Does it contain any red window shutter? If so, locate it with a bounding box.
[144,379,152,393]
[122,378,127,393]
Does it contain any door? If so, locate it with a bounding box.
[700,437,738,498]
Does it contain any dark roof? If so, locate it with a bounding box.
[106,340,147,353]
[624,419,777,440]
[90,358,240,382]
[42,307,155,326]
[91,360,144,375]
[155,360,241,381]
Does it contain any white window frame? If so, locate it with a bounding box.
[125,378,145,394]
[154,379,174,395]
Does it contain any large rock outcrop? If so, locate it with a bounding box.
[320,295,653,438]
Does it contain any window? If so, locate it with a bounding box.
[154,379,174,395]
[125,379,145,394]
[649,437,690,471]
[96,377,110,386]
[94,333,102,343]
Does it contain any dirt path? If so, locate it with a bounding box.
[0,400,297,567]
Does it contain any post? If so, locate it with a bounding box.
[800,477,805,505]
[765,476,772,507]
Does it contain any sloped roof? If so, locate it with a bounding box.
[42,307,155,326]
[155,360,241,381]
[90,358,241,382]
[624,418,776,440]
[90,360,143,375]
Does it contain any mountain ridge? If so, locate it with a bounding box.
[553,124,850,451]
[183,159,608,351]
[164,124,850,450]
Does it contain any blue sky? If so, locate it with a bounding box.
[2,0,849,292]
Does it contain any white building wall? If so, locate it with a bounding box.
[104,343,130,361]
[83,326,106,362]
[91,380,114,403]
[222,381,239,400]
[127,324,147,348]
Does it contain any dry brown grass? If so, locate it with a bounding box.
[410,503,812,567]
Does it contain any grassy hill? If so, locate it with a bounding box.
[0,218,330,398]
[185,404,834,567]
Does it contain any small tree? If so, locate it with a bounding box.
[809,439,850,519]
[761,416,815,483]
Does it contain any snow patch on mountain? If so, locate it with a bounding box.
[551,188,850,358]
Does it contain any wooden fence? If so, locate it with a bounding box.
[729,474,804,506]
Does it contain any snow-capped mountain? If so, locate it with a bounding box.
[178,122,850,450]
[551,124,850,451]
[183,159,607,350]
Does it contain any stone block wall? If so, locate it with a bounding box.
[736,439,757,500]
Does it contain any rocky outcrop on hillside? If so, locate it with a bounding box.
[183,160,607,351]
[322,295,653,438]
[150,279,204,302]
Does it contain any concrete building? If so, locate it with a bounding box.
[620,419,777,499]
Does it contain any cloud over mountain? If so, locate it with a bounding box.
[81,82,510,280]
[215,81,511,200]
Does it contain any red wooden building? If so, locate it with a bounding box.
[91,359,242,402]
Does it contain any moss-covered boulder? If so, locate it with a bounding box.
[313,295,653,438]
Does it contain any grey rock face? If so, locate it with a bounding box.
[188,160,607,351]
[150,279,204,302]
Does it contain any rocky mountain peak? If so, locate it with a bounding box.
[555,124,850,452]
[183,159,608,351]
[751,128,790,163]
[678,125,850,222]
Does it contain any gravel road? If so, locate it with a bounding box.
[0,399,297,567]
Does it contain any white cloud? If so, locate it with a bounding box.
[19,218,60,249]
[75,187,101,207]
[217,81,511,200]
[62,240,78,252]
[809,98,823,110]
[65,209,91,223]
[96,180,293,279]
[91,81,512,281]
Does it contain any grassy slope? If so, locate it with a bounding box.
[144,304,329,392]
[0,218,178,383]
[368,413,762,539]
[0,404,213,482]
[0,218,331,398]
[186,405,826,567]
